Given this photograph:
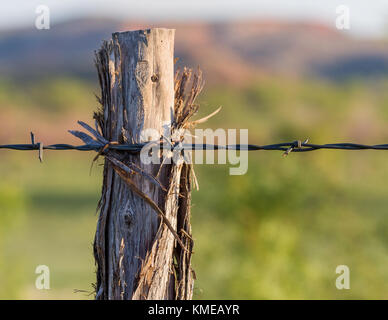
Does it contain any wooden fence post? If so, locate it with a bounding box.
[93,28,195,300]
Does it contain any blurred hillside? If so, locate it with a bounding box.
[1,18,388,84]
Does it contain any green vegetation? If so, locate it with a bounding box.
[1,76,388,299]
[0,153,100,299]
[0,77,97,114]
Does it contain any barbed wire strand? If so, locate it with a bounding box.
[3,138,388,159]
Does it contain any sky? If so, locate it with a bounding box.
[1,0,388,38]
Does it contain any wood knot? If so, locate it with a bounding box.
[151,74,159,82]
[124,213,132,226]
[124,208,135,226]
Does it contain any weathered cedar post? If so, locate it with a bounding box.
[93,28,194,300]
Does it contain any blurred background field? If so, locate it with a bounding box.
[1,2,388,299]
